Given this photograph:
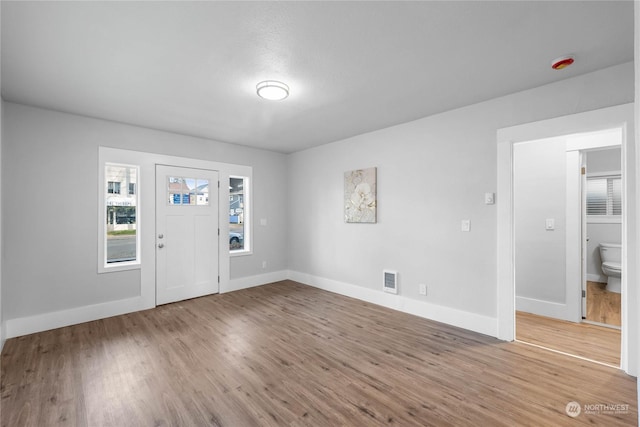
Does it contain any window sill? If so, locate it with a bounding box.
[98,261,141,274]
[587,216,622,224]
[230,250,252,258]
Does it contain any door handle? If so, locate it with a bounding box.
[158,243,164,249]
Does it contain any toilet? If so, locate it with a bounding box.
[599,242,622,293]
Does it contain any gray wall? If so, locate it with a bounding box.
[287,62,633,319]
[514,137,566,304]
[2,103,288,320]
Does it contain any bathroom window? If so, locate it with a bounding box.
[586,175,621,219]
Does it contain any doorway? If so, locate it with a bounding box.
[512,134,622,366]
[156,165,220,305]
[496,103,636,375]
[582,147,622,328]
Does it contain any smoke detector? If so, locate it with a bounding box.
[551,55,574,70]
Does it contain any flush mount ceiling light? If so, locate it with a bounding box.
[551,55,575,70]
[256,80,289,101]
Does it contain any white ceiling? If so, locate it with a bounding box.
[1,1,634,153]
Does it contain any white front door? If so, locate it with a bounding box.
[156,165,219,305]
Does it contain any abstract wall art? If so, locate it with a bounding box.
[344,167,377,223]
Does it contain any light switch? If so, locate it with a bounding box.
[485,192,495,205]
[461,220,471,232]
[545,218,555,230]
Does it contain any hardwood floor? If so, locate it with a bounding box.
[2,281,636,426]
[586,281,621,326]
[517,310,620,366]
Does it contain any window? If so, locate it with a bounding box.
[586,175,621,218]
[104,163,139,268]
[167,176,209,205]
[107,181,121,194]
[230,176,249,253]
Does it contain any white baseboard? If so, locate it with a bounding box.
[225,270,289,293]
[287,270,498,338]
[3,270,290,340]
[587,273,607,283]
[5,296,152,339]
[516,296,574,321]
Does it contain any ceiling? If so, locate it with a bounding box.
[1,1,634,154]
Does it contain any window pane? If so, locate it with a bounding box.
[108,181,121,194]
[611,177,622,215]
[168,176,183,205]
[106,164,137,264]
[197,179,209,205]
[586,176,622,217]
[586,178,607,215]
[230,177,244,251]
[184,178,196,205]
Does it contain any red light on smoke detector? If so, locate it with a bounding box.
[551,56,574,70]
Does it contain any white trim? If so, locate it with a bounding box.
[587,273,607,283]
[587,171,622,178]
[224,270,289,293]
[229,174,253,257]
[99,162,141,274]
[516,296,574,321]
[565,127,622,151]
[5,296,150,339]
[587,216,622,224]
[497,103,635,376]
[288,271,497,337]
[565,150,582,322]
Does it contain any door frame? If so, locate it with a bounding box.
[496,103,636,376]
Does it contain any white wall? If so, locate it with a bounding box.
[513,137,566,307]
[288,62,634,336]
[1,103,288,326]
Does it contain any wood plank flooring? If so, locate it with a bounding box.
[586,281,621,326]
[517,310,620,366]
[1,281,637,426]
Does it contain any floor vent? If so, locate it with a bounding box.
[383,270,398,294]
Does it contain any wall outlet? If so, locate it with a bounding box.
[419,283,427,296]
[262,261,267,269]
[461,220,471,232]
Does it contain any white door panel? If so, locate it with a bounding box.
[156,165,219,305]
